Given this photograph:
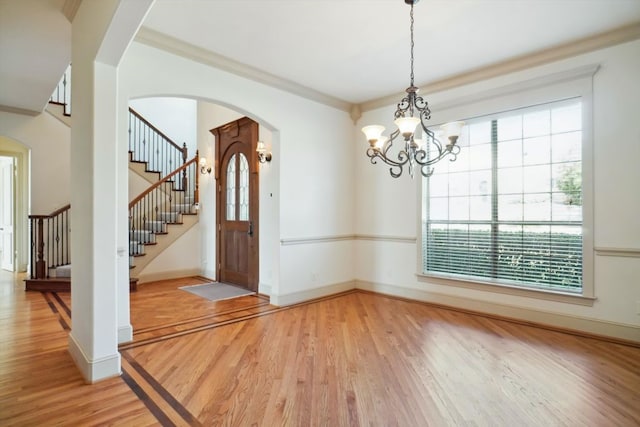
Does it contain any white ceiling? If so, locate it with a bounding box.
[142,0,640,105]
[1,0,639,114]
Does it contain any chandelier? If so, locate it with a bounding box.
[361,0,464,178]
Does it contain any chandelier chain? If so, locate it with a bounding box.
[410,3,415,87]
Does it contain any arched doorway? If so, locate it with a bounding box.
[0,137,30,273]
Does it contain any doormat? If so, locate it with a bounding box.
[179,282,254,302]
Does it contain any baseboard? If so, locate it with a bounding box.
[258,283,272,297]
[271,280,355,306]
[136,268,202,284]
[118,324,133,344]
[356,280,640,345]
[68,333,121,383]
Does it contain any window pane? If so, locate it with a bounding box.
[523,193,551,221]
[469,196,491,220]
[551,131,581,163]
[497,139,522,168]
[498,195,523,221]
[552,103,581,133]
[498,167,523,195]
[523,110,550,138]
[449,197,470,221]
[449,172,469,196]
[429,174,449,197]
[469,121,492,145]
[469,170,491,196]
[497,116,522,141]
[429,197,449,220]
[552,162,581,196]
[523,165,551,193]
[226,154,236,221]
[239,154,249,221]
[523,136,550,166]
[423,99,583,293]
[552,192,582,221]
[468,144,492,171]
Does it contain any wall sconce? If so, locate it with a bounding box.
[256,141,272,163]
[199,157,212,174]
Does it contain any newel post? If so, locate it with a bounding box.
[35,218,46,279]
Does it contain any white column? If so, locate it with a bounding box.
[68,0,153,383]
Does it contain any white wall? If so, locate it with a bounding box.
[119,41,355,303]
[355,39,640,340]
[0,111,70,213]
[139,225,201,279]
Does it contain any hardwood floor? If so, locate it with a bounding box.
[1,270,639,426]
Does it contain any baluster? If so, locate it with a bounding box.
[36,218,46,279]
[194,160,200,206]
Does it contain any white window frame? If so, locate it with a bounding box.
[417,64,598,306]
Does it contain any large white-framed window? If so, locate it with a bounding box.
[419,65,596,303]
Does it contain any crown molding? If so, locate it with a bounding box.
[134,27,352,113]
[360,22,640,113]
[62,0,82,23]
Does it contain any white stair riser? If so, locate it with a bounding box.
[129,230,155,244]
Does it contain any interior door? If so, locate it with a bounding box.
[0,156,15,271]
[211,118,259,291]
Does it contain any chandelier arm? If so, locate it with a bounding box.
[420,164,435,178]
[366,147,408,169]
[380,129,401,156]
[366,151,407,179]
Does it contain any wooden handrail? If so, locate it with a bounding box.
[129,107,184,153]
[129,155,198,208]
[28,204,71,220]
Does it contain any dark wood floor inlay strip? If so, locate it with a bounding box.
[42,292,70,331]
[122,351,202,427]
[133,300,270,335]
[121,368,176,427]
[52,292,71,317]
[122,289,360,350]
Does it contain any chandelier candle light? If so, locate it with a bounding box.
[362,0,464,178]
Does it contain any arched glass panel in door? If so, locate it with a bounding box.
[226,154,237,220]
[239,154,249,221]
[226,153,250,221]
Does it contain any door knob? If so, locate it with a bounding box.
[247,221,253,236]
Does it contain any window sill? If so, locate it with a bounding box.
[416,273,596,307]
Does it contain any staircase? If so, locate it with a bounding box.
[128,157,200,279]
[26,65,200,292]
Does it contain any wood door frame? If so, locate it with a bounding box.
[211,117,260,291]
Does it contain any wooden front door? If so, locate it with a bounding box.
[211,118,259,291]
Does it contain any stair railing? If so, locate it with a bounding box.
[28,204,71,279]
[128,107,188,180]
[49,64,71,116]
[128,153,199,257]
